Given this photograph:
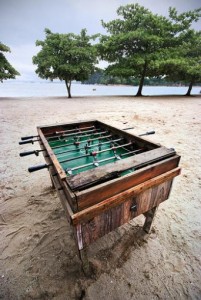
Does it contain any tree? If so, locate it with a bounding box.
[99,4,201,96]
[0,42,20,82]
[33,28,98,98]
[161,30,201,96]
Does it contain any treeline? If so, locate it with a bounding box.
[82,70,201,86]
[2,4,201,97]
[30,4,201,98]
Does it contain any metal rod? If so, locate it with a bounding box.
[29,150,175,174]
[19,139,40,145]
[21,125,95,140]
[91,142,132,155]
[52,134,112,152]
[59,142,132,164]
[46,125,95,137]
[56,137,123,156]
[120,149,142,157]
[47,127,100,141]
[51,131,108,149]
[19,133,113,155]
[66,154,121,175]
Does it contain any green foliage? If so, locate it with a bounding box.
[33,28,98,97]
[83,69,197,86]
[0,42,20,82]
[160,30,201,95]
[99,4,201,96]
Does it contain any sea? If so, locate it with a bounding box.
[0,81,200,97]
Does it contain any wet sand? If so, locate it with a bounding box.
[0,95,201,299]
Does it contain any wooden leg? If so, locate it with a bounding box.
[50,175,55,189]
[79,248,92,277]
[143,206,158,233]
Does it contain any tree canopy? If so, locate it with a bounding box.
[160,30,201,95]
[99,4,201,96]
[33,28,98,98]
[0,42,20,82]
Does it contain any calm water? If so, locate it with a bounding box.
[0,81,200,97]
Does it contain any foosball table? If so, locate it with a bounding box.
[19,120,181,271]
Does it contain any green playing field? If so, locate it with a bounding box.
[48,131,135,176]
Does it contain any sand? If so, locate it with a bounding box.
[0,95,201,300]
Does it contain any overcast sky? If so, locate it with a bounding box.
[1,0,201,81]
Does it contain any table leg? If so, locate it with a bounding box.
[143,206,158,233]
[50,175,55,189]
[79,248,92,277]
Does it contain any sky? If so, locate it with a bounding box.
[1,0,201,81]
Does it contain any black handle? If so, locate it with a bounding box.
[139,130,155,136]
[146,130,155,135]
[21,135,36,140]
[19,140,34,145]
[20,150,38,157]
[28,164,49,173]
[123,127,134,130]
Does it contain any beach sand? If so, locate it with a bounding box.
[0,95,201,299]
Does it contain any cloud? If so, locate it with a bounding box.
[1,0,200,81]
[5,44,39,80]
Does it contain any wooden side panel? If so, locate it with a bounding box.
[72,167,181,225]
[77,179,173,249]
[49,172,74,224]
[37,128,67,180]
[44,157,77,211]
[76,155,180,210]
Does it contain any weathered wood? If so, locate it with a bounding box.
[50,175,55,189]
[50,172,74,224]
[62,181,78,212]
[143,207,158,233]
[68,147,176,191]
[72,167,180,226]
[44,157,77,211]
[79,248,92,276]
[77,179,173,248]
[76,155,180,210]
[37,128,67,180]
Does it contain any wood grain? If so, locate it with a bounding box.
[76,155,180,210]
[72,167,181,225]
[49,172,74,224]
[37,128,66,180]
[77,179,173,249]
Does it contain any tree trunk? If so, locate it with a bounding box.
[65,80,72,98]
[185,79,194,96]
[136,61,147,97]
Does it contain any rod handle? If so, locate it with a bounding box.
[21,135,36,140]
[19,140,34,145]
[28,164,49,173]
[19,150,39,157]
[146,130,155,135]
[123,127,134,130]
[139,131,155,136]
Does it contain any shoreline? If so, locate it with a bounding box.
[1,82,201,98]
[0,94,201,101]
